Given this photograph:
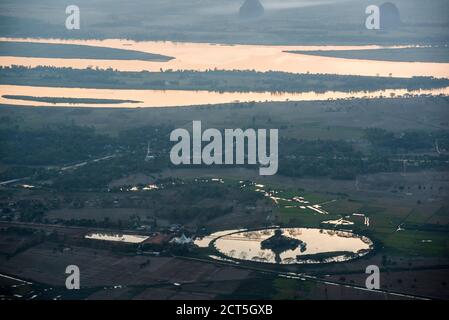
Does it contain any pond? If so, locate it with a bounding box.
[212,227,373,264]
[85,232,149,244]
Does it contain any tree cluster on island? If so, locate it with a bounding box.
[260,229,306,253]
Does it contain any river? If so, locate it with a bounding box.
[1,84,448,108]
[1,38,449,108]
[1,38,449,78]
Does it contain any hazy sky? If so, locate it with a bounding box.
[197,0,339,15]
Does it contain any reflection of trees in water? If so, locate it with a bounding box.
[252,256,268,262]
[256,250,274,262]
[283,257,296,264]
[260,229,271,236]
[244,231,262,239]
[361,236,373,246]
[319,229,360,239]
[335,230,357,239]
[286,228,302,237]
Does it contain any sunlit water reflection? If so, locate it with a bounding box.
[1,38,448,78]
[213,228,373,264]
[1,84,448,108]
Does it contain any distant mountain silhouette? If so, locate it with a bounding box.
[380,2,401,29]
[239,0,264,19]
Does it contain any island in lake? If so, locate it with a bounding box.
[260,229,307,263]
